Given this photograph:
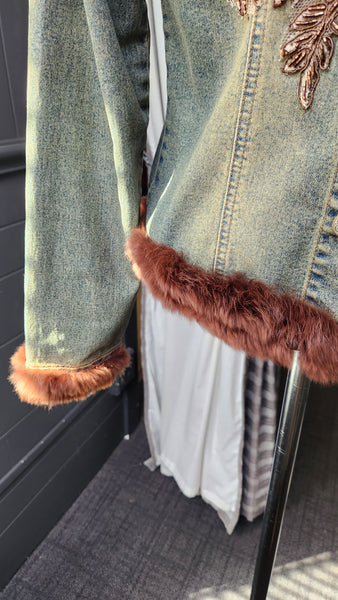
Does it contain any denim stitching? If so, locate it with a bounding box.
[303,162,338,300]
[27,341,125,370]
[213,19,257,272]
[214,5,268,273]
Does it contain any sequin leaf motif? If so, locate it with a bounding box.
[281,0,338,109]
[235,0,287,16]
[235,0,260,17]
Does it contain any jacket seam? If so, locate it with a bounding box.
[302,162,338,300]
[214,6,267,273]
[26,342,124,371]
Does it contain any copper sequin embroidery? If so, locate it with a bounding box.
[281,0,338,109]
[233,0,338,109]
[235,0,286,16]
[235,0,262,17]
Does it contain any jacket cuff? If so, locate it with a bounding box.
[126,228,338,385]
[9,344,131,408]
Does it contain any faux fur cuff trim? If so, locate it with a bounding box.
[9,344,130,408]
[126,228,338,385]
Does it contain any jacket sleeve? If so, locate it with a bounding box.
[9,0,149,407]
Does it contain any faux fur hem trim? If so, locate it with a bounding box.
[9,344,131,408]
[126,228,338,385]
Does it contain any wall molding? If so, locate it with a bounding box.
[0,139,25,175]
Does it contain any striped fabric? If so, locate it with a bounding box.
[241,358,278,521]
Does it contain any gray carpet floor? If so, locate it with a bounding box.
[1,383,337,600]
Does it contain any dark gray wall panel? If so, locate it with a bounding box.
[0,1,28,138]
[0,391,127,589]
[0,399,75,481]
[0,336,33,436]
[0,172,25,227]
[0,270,24,345]
[0,222,24,277]
[0,38,17,140]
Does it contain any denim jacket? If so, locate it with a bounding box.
[10,0,338,406]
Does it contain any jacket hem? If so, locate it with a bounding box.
[9,344,131,408]
[126,228,338,385]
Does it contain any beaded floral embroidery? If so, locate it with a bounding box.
[280,1,338,109]
[234,0,338,108]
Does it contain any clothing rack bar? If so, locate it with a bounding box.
[250,350,311,599]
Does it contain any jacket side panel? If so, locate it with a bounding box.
[125,1,338,385]
[147,1,338,321]
[146,0,251,269]
[24,0,149,369]
[222,3,338,318]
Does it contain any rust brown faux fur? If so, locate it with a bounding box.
[126,228,338,384]
[9,344,130,408]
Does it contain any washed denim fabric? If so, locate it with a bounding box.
[9,0,338,405]
[24,0,149,368]
[147,0,338,310]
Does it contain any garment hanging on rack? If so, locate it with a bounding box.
[142,286,246,534]
[142,0,278,533]
[9,0,338,406]
[142,286,279,532]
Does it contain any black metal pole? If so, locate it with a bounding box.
[250,351,311,600]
